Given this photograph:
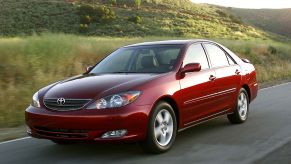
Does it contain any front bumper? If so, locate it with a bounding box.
[25,104,151,142]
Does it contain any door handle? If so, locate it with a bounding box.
[235,69,241,75]
[209,75,216,81]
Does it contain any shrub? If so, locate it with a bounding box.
[216,10,228,17]
[128,16,142,24]
[229,14,243,24]
[78,5,116,24]
[134,0,142,9]
[80,15,92,24]
[78,4,96,16]
[96,6,116,23]
[114,0,141,8]
[79,24,89,33]
[268,46,277,54]
[110,0,117,6]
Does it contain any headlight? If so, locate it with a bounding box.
[86,91,141,109]
[31,92,40,108]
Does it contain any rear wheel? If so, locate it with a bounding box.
[227,88,249,124]
[140,101,177,154]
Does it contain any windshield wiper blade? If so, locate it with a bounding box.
[102,72,161,74]
[110,71,147,73]
[111,72,133,73]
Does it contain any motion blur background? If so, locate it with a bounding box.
[0,0,291,140]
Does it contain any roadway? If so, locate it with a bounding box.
[1,83,291,164]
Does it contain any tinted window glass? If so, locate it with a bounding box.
[158,49,180,65]
[183,44,209,69]
[90,45,183,74]
[204,44,229,68]
[92,49,133,73]
[135,49,156,71]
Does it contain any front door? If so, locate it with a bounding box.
[179,43,217,125]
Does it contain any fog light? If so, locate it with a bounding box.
[101,129,127,139]
[27,126,32,134]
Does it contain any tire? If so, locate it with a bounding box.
[227,88,249,124]
[140,101,177,154]
[51,140,75,145]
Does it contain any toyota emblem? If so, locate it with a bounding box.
[57,98,66,105]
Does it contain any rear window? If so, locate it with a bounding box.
[204,43,229,68]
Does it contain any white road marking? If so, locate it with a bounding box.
[0,137,31,145]
[0,81,291,145]
[260,81,291,91]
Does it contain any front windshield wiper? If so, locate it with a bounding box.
[90,72,164,74]
[111,72,144,73]
[106,72,161,74]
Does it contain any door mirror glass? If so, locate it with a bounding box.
[241,58,250,63]
[86,66,94,72]
[181,63,201,74]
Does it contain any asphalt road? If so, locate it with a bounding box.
[1,83,291,164]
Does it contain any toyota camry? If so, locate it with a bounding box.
[25,40,258,153]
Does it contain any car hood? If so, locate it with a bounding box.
[44,73,159,99]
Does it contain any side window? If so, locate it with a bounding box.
[204,44,229,68]
[183,44,209,70]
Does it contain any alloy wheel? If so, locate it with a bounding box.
[154,109,174,146]
[238,92,248,120]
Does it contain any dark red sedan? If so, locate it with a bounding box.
[26,40,258,153]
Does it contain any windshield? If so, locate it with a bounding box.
[90,45,183,74]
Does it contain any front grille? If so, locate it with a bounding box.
[44,98,91,111]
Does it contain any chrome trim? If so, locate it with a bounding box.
[44,98,91,101]
[43,98,91,111]
[184,88,236,105]
[178,109,230,132]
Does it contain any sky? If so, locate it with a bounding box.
[191,0,291,9]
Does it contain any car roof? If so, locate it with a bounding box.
[123,39,215,47]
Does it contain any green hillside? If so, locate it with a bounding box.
[228,8,291,38]
[0,0,271,40]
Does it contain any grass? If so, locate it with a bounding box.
[0,33,291,128]
[0,34,156,128]
[218,39,291,82]
[0,126,27,142]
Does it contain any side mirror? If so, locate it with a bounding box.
[181,63,201,74]
[86,66,94,72]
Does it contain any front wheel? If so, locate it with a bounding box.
[227,88,249,124]
[140,101,177,154]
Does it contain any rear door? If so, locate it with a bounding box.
[179,43,217,124]
[203,43,241,112]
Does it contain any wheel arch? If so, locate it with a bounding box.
[242,84,251,101]
[153,95,180,129]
